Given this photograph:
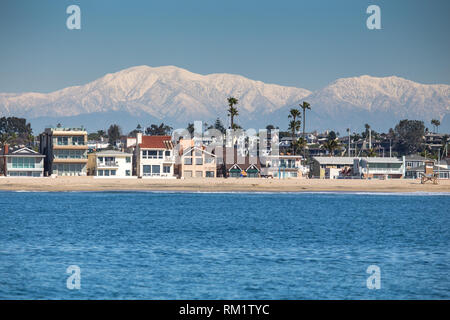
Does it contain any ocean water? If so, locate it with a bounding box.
[0,191,448,300]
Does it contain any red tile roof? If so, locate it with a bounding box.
[139,135,172,149]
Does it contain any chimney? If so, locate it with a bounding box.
[137,132,142,145]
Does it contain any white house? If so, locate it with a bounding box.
[87,150,133,177]
[354,157,405,179]
[2,146,45,177]
[261,154,307,178]
[135,133,176,178]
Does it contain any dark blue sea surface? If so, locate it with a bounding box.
[0,191,448,299]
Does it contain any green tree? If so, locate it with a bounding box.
[366,148,377,157]
[431,119,441,133]
[107,124,122,147]
[145,123,173,135]
[186,123,195,135]
[0,116,33,146]
[394,119,425,155]
[299,101,311,139]
[227,97,239,129]
[293,137,307,156]
[210,118,226,134]
[288,108,301,154]
[322,139,340,156]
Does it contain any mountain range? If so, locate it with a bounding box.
[0,65,449,133]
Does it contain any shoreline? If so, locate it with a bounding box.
[1,177,449,193]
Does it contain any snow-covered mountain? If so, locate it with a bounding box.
[0,65,311,130]
[0,66,449,132]
[274,75,450,132]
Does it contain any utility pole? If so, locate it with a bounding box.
[389,139,392,158]
[438,148,441,180]
[347,128,351,157]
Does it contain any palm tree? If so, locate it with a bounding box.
[366,148,377,157]
[288,108,301,154]
[431,119,440,133]
[299,101,311,139]
[293,137,307,155]
[322,139,340,156]
[227,97,239,129]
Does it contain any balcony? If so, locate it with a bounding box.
[363,168,403,174]
[97,161,119,168]
[142,173,173,177]
[163,155,176,162]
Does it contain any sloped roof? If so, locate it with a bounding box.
[4,147,44,157]
[140,136,173,149]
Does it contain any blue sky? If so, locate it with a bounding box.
[0,0,449,93]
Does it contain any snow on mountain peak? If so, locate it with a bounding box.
[0,66,448,132]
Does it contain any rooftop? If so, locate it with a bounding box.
[93,150,133,156]
[140,135,173,149]
[313,157,355,165]
[360,157,404,163]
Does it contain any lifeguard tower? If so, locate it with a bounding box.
[420,160,438,184]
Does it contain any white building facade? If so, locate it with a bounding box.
[88,150,133,177]
[135,133,176,178]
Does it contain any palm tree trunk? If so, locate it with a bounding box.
[302,108,306,139]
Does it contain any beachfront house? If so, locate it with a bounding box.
[2,145,45,177]
[135,133,176,178]
[310,157,355,179]
[261,154,306,178]
[406,161,450,180]
[175,139,216,178]
[354,157,405,179]
[217,146,261,178]
[87,150,133,177]
[39,127,88,176]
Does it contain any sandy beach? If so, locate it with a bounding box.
[0,176,449,193]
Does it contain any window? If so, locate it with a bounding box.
[152,165,160,174]
[105,170,110,176]
[72,136,84,145]
[149,150,158,159]
[111,170,116,176]
[195,158,203,165]
[98,170,103,176]
[183,170,192,178]
[126,170,131,176]
[163,166,171,173]
[195,171,202,178]
[55,150,86,159]
[142,150,147,159]
[206,171,214,178]
[158,151,163,159]
[184,158,192,165]
[57,137,68,145]
[12,157,35,169]
[165,151,170,157]
[143,165,151,175]
[126,157,131,163]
